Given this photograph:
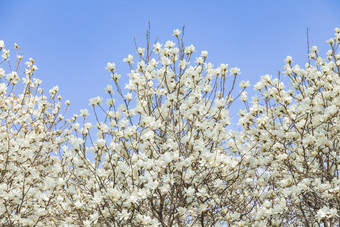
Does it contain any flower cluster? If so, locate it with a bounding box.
[0,42,71,226]
[60,27,249,226]
[237,27,340,225]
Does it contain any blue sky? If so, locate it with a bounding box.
[1,0,339,122]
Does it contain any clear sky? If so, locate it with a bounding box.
[1,0,339,122]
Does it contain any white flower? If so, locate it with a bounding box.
[239,80,250,88]
[104,84,113,93]
[119,209,130,220]
[284,56,293,63]
[185,187,195,197]
[80,109,89,117]
[89,96,103,106]
[106,62,116,71]
[112,73,121,81]
[138,47,145,56]
[84,220,92,227]
[177,207,186,216]
[179,59,189,69]
[49,85,59,94]
[1,48,9,60]
[145,179,158,190]
[0,68,4,77]
[74,200,83,209]
[153,43,162,51]
[165,41,175,48]
[201,50,208,58]
[106,98,115,106]
[85,122,92,129]
[240,92,248,102]
[6,71,18,81]
[161,56,171,66]
[184,45,195,55]
[125,92,133,101]
[326,38,334,45]
[173,29,181,37]
[95,138,106,148]
[141,130,154,141]
[90,212,99,222]
[195,57,203,64]
[230,67,240,75]
[0,83,7,94]
[0,40,4,49]
[123,54,134,64]
[119,118,129,128]
[311,46,318,52]
[316,206,337,220]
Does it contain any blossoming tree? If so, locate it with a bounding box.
[0,42,71,226]
[238,28,340,226]
[59,27,253,226]
[1,27,339,226]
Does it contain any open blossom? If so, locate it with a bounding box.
[80,108,89,117]
[173,29,181,37]
[153,42,162,51]
[164,40,175,48]
[316,206,337,220]
[230,67,241,75]
[201,50,208,58]
[2,49,10,60]
[0,83,7,94]
[89,96,103,106]
[137,47,145,56]
[105,62,116,71]
[49,85,59,94]
[125,92,132,101]
[239,80,250,88]
[284,55,293,63]
[184,44,195,55]
[179,59,189,69]
[104,84,113,93]
[123,54,134,64]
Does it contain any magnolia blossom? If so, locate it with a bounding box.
[173,29,181,37]
[123,54,134,64]
[89,96,103,106]
[105,62,116,71]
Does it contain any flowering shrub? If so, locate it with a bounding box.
[0,27,339,226]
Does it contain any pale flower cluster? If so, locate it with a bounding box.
[0,27,339,226]
[0,43,71,226]
[60,28,249,226]
[238,27,340,225]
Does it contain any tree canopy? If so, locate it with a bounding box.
[0,27,339,226]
